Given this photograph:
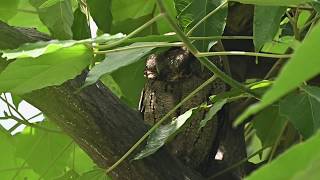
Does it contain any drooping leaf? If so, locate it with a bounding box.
[234,23,320,126]
[175,0,227,51]
[199,99,227,130]
[254,6,286,51]
[0,44,92,95]
[71,8,91,40]
[87,0,112,33]
[30,0,74,39]
[134,107,199,160]
[246,131,320,180]
[234,0,313,6]
[84,42,158,87]
[279,86,320,138]
[252,105,287,147]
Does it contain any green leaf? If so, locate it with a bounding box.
[72,8,91,40]
[312,2,320,13]
[234,23,320,126]
[134,107,199,160]
[0,0,20,22]
[279,86,320,138]
[175,0,227,51]
[39,0,64,8]
[252,105,286,147]
[111,14,158,36]
[254,6,286,51]
[245,131,320,180]
[0,44,92,94]
[15,122,72,179]
[234,0,313,6]
[87,0,112,33]
[199,99,227,130]
[84,42,158,87]
[30,0,74,39]
[111,0,155,22]
[7,0,49,34]
[109,59,146,108]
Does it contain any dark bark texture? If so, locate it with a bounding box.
[0,3,276,180]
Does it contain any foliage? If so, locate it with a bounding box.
[1,0,320,179]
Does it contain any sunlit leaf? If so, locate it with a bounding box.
[0,45,92,94]
[0,0,20,22]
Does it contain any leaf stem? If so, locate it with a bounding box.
[95,42,183,54]
[97,13,164,49]
[186,0,228,36]
[156,0,259,99]
[106,75,218,173]
[197,51,292,59]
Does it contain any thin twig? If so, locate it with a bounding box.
[197,51,292,59]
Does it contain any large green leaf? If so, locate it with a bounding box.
[254,6,286,51]
[7,0,49,34]
[0,44,92,94]
[234,0,313,6]
[84,42,158,87]
[87,0,112,33]
[134,107,199,160]
[111,0,155,22]
[175,0,227,51]
[234,23,320,126]
[79,167,112,180]
[0,0,20,22]
[246,131,320,180]
[279,86,320,138]
[15,123,72,179]
[71,8,91,40]
[252,105,286,147]
[30,0,74,39]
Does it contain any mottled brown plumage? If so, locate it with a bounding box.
[140,47,226,170]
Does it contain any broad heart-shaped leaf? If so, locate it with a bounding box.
[233,0,313,6]
[0,44,92,95]
[0,130,40,179]
[134,107,199,160]
[30,0,74,40]
[245,131,320,180]
[234,23,320,126]
[87,0,112,33]
[15,121,72,179]
[71,8,91,40]
[199,99,227,130]
[252,105,286,147]
[175,0,227,51]
[84,42,158,87]
[0,0,20,22]
[279,86,320,139]
[254,6,286,51]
